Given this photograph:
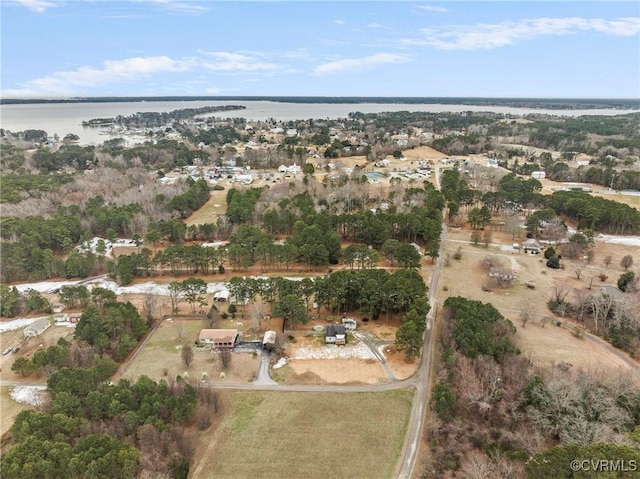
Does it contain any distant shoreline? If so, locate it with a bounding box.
[2,96,639,110]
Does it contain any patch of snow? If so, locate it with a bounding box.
[273,357,289,369]
[291,342,375,360]
[596,234,640,247]
[10,386,47,406]
[54,321,77,328]
[0,316,45,333]
[10,275,317,299]
[13,280,83,294]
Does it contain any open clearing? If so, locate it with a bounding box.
[192,390,413,479]
[120,318,259,383]
[0,387,29,442]
[440,225,640,372]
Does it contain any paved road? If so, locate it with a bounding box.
[253,351,278,386]
[394,219,447,479]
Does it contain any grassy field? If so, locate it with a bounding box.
[192,389,413,479]
[120,319,259,383]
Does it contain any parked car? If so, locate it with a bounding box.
[2,347,14,355]
[12,347,20,354]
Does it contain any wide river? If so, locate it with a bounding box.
[1,100,638,146]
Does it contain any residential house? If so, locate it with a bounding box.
[531,171,546,179]
[522,238,542,255]
[325,324,346,345]
[23,317,51,338]
[53,313,68,323]
[197,329,239,349]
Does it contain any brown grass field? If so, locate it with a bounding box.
[440,225,640,372]
[0,387,29,441]
[191,389,413,479]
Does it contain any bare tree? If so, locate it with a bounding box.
[572,289,592,324]
[220,350,232,369]
[550,283,570,304]
[603,255,613,268]
[519,300,535,328]
[461,452,495,479]
[574,261,587,280]
[621,255,634,271]
[141,294,157,326]
[175,321,184,341]
[181,344,194,367]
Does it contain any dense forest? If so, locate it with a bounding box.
[426,297,640,478]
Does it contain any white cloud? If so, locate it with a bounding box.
[200,52,278,72]
[4,56,192,96]
[406,16,640,50]
[313,52,410,75]
[416,5,449,13]
[132,0,208,15]
[367,22,385,29]
[1,51,285,96]
[333,19,346,25]
[13,0,58,13]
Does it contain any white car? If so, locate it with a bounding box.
[2,347,14,355]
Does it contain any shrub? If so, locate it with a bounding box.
[546,255,561,269]
[618,271,636,292]
[213,184,225,191]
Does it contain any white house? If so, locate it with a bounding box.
[531,171,546,179]
[23,317,51,338]
[325,324,346,345]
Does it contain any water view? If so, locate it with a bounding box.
[2,100,638,146]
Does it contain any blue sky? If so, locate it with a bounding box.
[1,0,639,98]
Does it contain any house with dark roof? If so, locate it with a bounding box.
[325,324,346,345]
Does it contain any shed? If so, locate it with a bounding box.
[214,289,230,302]
[23,317,51,338]
[262,330,277,350]
[197,329,238,349]
[341,317,357,331]
[53,313,68,323]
